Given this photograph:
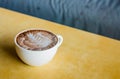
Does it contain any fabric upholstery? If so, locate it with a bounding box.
[0,0,120,40]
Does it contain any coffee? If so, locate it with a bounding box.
[16,30,58,51]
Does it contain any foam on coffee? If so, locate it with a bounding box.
[16,30,58,51]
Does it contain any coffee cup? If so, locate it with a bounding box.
[14,29,63,66]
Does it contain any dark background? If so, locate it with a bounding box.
[0,0,120,40]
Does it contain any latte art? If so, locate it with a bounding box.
[17,30,58,50]
[27,33,52,47]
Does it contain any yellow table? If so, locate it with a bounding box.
[0,8,120,79]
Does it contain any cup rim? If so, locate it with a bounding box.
[14,28,59,52]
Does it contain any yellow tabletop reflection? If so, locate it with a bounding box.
[0,8,120,79]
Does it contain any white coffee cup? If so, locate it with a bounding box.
[14,29,63,66]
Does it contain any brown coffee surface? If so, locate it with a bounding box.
[16,30,58,51]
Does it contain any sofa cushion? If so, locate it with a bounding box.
[0,0,120,40]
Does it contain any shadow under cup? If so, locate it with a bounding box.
[14,29,63,66]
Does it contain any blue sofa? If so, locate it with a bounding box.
[0,0,120,40]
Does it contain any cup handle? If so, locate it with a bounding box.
[56,35,63,47]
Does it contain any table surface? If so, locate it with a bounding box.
[0,8,120,79]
